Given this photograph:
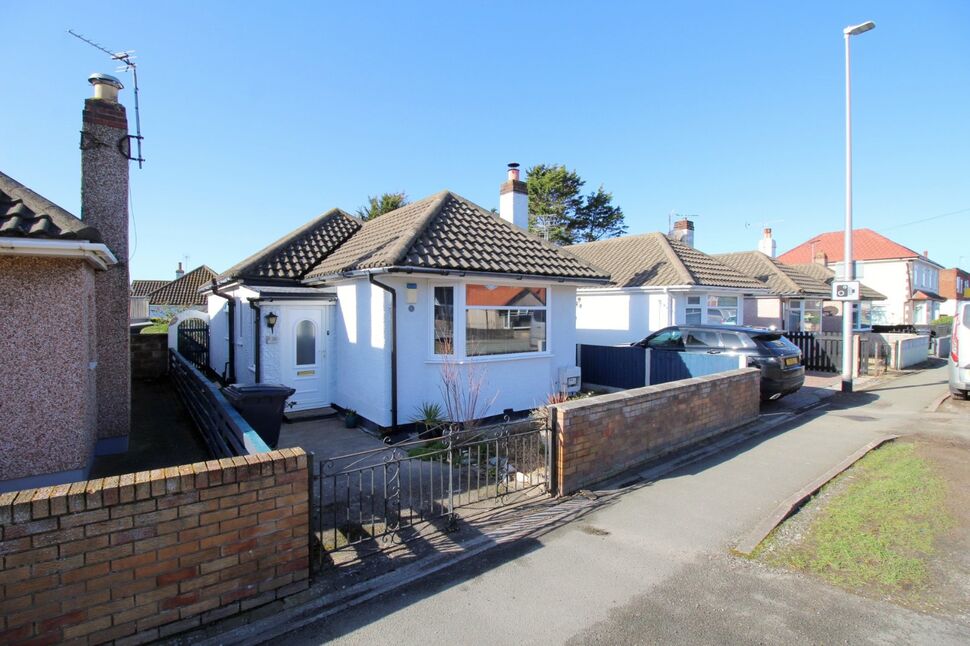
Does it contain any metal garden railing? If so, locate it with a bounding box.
[315,420,549,560]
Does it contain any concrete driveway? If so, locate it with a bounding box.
[283,363,969,645]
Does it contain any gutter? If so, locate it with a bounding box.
[249,301,261,383]
[0,238,118,270]
[305,265,611,287]
[210,279,236,383]
[368,274,398,433]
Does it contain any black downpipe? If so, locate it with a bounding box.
[369,274,398,433]
[250,301,261,383]
[210,280,236,384]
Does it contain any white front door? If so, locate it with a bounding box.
[281,305,333,411]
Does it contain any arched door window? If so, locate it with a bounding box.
[296,320,316,365]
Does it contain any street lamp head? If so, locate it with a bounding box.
[844,21,875,36]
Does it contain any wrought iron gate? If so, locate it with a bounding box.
[314,421,550,561]
[176,318,209,373]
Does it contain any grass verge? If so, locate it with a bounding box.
[759,441,952,593]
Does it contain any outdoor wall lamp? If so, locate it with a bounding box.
[265,312,279,332]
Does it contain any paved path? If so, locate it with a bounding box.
[285,363,969,645]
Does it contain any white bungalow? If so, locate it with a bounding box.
[201,168,608,432]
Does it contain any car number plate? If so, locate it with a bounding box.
[784,357,799,367]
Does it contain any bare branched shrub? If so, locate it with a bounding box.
[438,342,498,433]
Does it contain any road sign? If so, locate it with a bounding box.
[832,280,861,301]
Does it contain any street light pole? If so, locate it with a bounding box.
[841,20,875,393]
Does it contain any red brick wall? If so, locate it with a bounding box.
[551,369,760,495]
[0,449,309,645]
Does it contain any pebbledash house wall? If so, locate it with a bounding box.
[0,449,310,646]
[549,368,760,495]
[0,256,99,490]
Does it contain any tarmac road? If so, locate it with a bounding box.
[284,364,969,645]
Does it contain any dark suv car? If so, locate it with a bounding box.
[633,324,805,400]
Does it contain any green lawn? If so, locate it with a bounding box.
[761,441,952,592]
[140,321,169,334]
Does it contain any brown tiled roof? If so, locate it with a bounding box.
[148,266,218,306]
[0,170,101,242]
[219,209,360,283]
[788,263,887,301]
[131,279,170,297]
[566,233,764,289]
[304,191,608,282]
[714,251,831,297]
[778,228,935,264]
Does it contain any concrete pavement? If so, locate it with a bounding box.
[282,362,969,645]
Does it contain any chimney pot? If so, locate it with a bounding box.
[758,227,776,257]
[88,73,124,102]
[499,163,528,229]
[669,218,695,247]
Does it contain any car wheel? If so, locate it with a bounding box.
[953,390,969,401]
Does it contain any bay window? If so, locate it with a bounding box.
[706,295,738,325]
[431,283,550,358]
[465,284,547,356]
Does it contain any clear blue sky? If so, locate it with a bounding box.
[3,1,968,280]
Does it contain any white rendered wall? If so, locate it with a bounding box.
[336,275,581,427]
[203,285,258,384]
[207,294,229,378]
[857,260,910,324]
[575,291,649,345]
[333,280,392,426]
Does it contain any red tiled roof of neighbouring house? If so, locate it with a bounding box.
[777,229,928,264]
[147,265,218,306]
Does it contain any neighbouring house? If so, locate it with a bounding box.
[201,165,609,431]
[782,261,886,331]
[778,228,945,326]
[0,74,131,491]
[141,263,217,319]
[564,218,768,346]
[714,228,885,333]
[939,267,970,317]
[129,277,169,323]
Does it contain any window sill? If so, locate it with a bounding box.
[425,352,554,365]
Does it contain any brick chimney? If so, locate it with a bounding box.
[670,217,695,248]
[81,73,130,453]
[814,250,828,265]
[758,227,776,258]
[176,262,184,279]
[499,163,528,230]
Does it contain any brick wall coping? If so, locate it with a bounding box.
[0,449,306,525]
[553,368,760,412]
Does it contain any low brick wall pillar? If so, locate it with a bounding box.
[0,449,309,645]
[551,368,760,495]
[130,332,168,380]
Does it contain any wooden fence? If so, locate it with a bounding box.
[168,349,270,457]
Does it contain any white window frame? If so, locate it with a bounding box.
[705,294,740,325]
[428,280,553,361]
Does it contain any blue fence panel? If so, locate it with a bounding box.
[650,351,739,386]
[578,345,647,389]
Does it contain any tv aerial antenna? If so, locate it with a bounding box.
[68,29,145,168]
[668,211,699,232]
[745,218,785,230]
